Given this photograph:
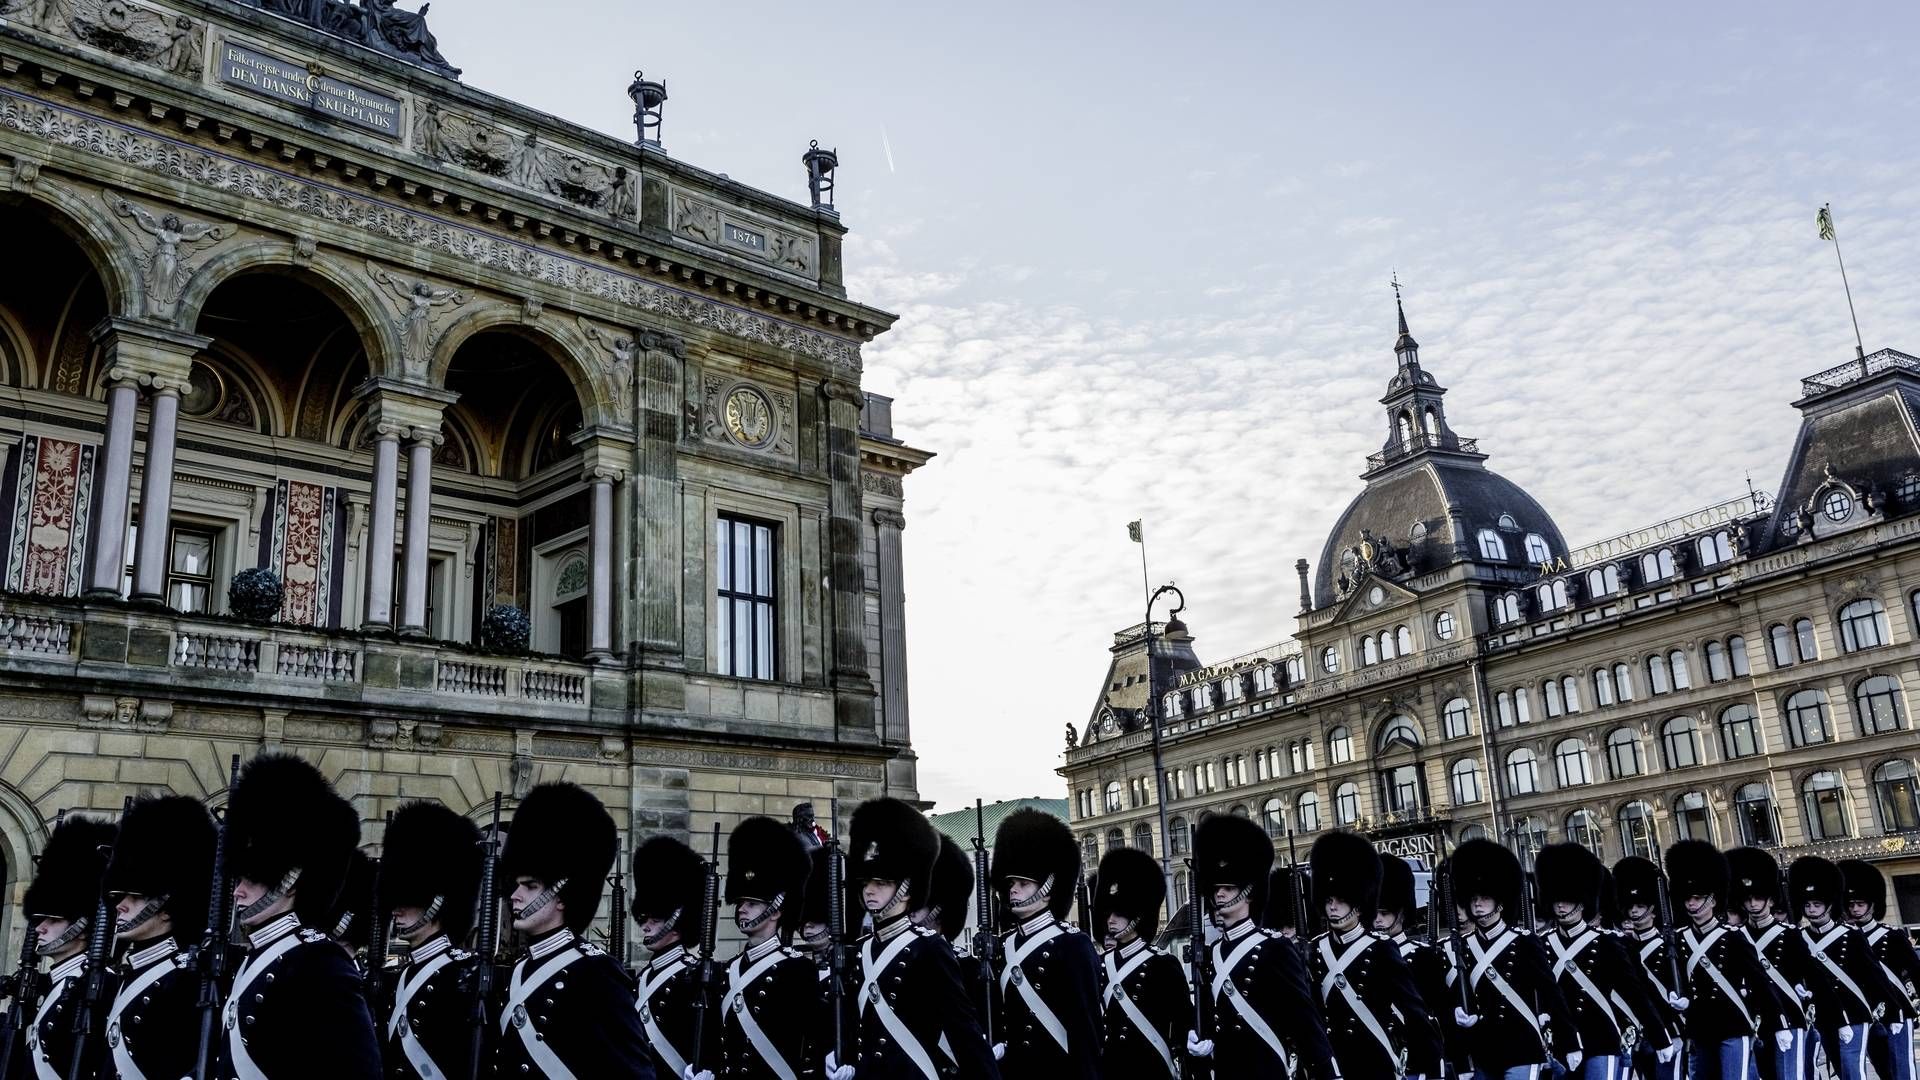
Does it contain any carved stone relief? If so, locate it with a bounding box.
[3,0,205,78]
[860,472,903,498]
[670,190,818,277]
[366,261,467,381]
[701,372,794,457]
[579,319,636,420]
[410,114,634,215]
[103,189,228,321]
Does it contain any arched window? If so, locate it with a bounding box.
[1496,692,1515,728]
[1173,870,1188,909]
[1289,741,1305,774]
[1514,687,1534,724]
[1802,771,1850,840]
[1378,716,1421,752]
[1164,690,1184,718]
[1478,530,1508,561]
[1434,611,1457,640]
[1266,747,1280,778]
[1646,654,1672,695]
[1261,797,1286,838]
[1334,782,1361,825]
[1297,792,1321,832]
[1794,618,1819,662]
[1662,716,1702,769]
[1321,646,1340,674]
[1169,816,1190,855]
[1674,791,1714,841]
[1839,598,1889,652]
[1727,636,1750,677]
[1220,676,1241,702]
[1719,704,1761,759]
[1525,534,1552,563]
[1618,801,1657,859]
[1505,748,1540,796]
[1442,698,1472,739]
[1565,809,1602,854]
[1381,630,1398,661]
[1543,679,1564,717]
[1105,828,1125,853]
[1586,565,1620,598]
[1696,531,1733,566]
[1561,676,1581,713]
[1734,784,1776,846]
[1082,835,1100,869]
[1513,817,1548,864]
[1362,636,1380,666]
[1498,513,1519,529]
[1606,728,1643,779]
[1613,662,1634,702]
[1704,640,1728,682]
[1397,411,1415,445]
[1132,822,1153,851]
[1103,781,1124,814]
[1423,407,1439,434]
[1785,689,1831,747]
[1768,624,1795,668]
[1495,593,1522,624]
[1874,761,1920,832]
[1592,668,1616,707]
[1450,759,1482,805]
[1553,738,1592,787]
[1855,675,1906,736]
[1329,725,1353,764]
[1396,625,1413,655]
[1285,655,1305,684]
[1669,650,1691,690]
[1255,753,1268,782]
[1640,549,1675,583]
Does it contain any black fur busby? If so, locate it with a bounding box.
[1192,815,1273,919]
[379,800,484,943]
[24,815,115,921]
[1309,831,1381,917]
[1838,859,1887,919]
[1597,866,1621,929]
[102,794,215,942]
[1378,854,1417,920]
[1726,847,1782,911]
[849,798,940,903]
[1665,840,1727,911]
[631,836,706,945]
[726,816,811,930]
[1262,866,1302,931]
[927,836,974,941]
[328,850,375,948]
[1448,838,1521,917]
[1788,855,1843,912]
[499,782,616,932]
[225,753,360,924]
[1613,856,1661,917]
[1093,847,1166,940]
[1535,843,1603,920]
[989,809,1081,919]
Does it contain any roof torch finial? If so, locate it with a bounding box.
[627,70,668,148]
[803,139,839,213]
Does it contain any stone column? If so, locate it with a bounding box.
[129,382,184,602]
[586,466,620,660]
[634,331,685,663]
[872,508,909,745]
[84,376,140,597]
[820,379,875,735]
[88,319,208,602]
[398,428,439,636]
[361,427,402,628]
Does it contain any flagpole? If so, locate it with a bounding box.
[1821,203,1866,359]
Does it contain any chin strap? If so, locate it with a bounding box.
[35,915,87,956]
[515,877,568,924]
[865,882,910,922]
[114,894,170,938]
[394,895,444,939]
[735,892,786,933]
[642,906,684,949]
[1207,884,1251,925]
[1009,874,1056,919]
[237,867,302,925]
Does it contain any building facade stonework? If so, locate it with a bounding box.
[0,0,930,952]
[1064,304,1920,924]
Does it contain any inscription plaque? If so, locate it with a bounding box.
[218,43,401,139]
[723,223,766,252]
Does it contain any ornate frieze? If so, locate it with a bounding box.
[672,189,817,277]
[2,0,206,79]
[859,472,902,497]
[412,104,635,219]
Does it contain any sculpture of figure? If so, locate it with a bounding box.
[609,166,635,221]
[1064,723,1079,750]
[107,193,225,314]
[510,131,546,190]
[412,100,449,160]
[367,262,465,380]
[159,16,202,77]
[580,320,636,418]
[359,0,450,67]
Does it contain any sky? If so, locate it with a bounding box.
[431,2,1920,811]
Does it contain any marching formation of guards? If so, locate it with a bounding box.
[3,757,1919,1080]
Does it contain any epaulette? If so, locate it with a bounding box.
[450,947,473,961]
[910,925,938,940]
[297,928,328,944]
[577,940,605,957]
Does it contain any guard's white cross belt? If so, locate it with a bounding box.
[225,933,303,1080]
[1467,931,1545,1049]
[862,932,942,1080]
[502,948,582,1080]
[1000,923,1072,1054]
[1211,933,1296,1075]
[1684,926,1755,1034]
[388,951,456,1079]
[1104,947,1174,1077]
[722,951,799,1080]
[637,954,697,1079]
[1318,935,1401,1072]
[1550,930,1622,1040]
[107,958,176,1080]
[1805,925,1874,1015]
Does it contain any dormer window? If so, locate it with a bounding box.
[1524,533,1551,563]
[1477,529,1508,561]
[1823,490,1853,522]
[1498,513,1519,530]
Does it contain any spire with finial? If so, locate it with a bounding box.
[1391,270,1419,367]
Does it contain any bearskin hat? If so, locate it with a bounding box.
[1665,840,1727,911]
[1838,859,1887,920]
[328,850,376,948]
[989,809,1080,919]
[378,800,484,943]
[499,782,616,932]
[1448,839,1521,917]
[1596,866,1621,929]
[1192,814,1273,917]
[1310,831,1380,917]
[1535,843,1603,920]
[1093,847,1166,940]
[926,835,974,941]
[102,794,215,942]
[25,815,115,922]
[1378,854,1417,920]
[225,753,360,924]
[1726,847,1783,911]
[631,835,706,945]
[849,798,939,903]
[1788,855,1843,913]
[725,816,811,930]
[1613,856,1661,917]
[1263,866,1302,931]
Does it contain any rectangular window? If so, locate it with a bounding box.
[716,515,778,680]
[167,526,217,614]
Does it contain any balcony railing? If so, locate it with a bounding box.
[1365,433,1480,471]
[1801,349,1920,398]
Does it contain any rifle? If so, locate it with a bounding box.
[466,792,503,1080]
[824,798,846,1069]
[1076,875,1093,935]
[1518,854,1538,934]
[689,823,721,1075]
[969,799,998,1047]
[1183,857,1212,1079]
[192,755,240,1080]
[1651,845,1687,1060]
[1440,859,1471,1012]
[67,798,129,1080]
[1285,829,1308,935]
[364,812,393,1006]
[608,834,628,977]
[0,897,41,1080]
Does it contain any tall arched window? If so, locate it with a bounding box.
[1704,640,1729,682]
[1379,630,1397,661]
[1874,761,1920,832]
[1768,624,1795,668]
[1285,656,1305,684]
[1289,742,1305,774]
[1802,771,1849,840]
[1132,822,1153,851]
[1261,797,1286,838]
[1662,716,1702,769]
[1082,835,1100,869]
[1592,668,1616,707]
[1727,636,1751,677]
[1855,675,1906,736]
[1495,593,1522,624]
[1335,783,1361,825]
[1378,716,1421,752]
[1478,530,1508,561]
[1450,759,1482,805]
[1719,704,1761,759]
[1104,781,1124,814]
[1669,650,1691,690]
[1169,816,1190,855]
[1554,738,1592,787]
[1565,809,1602,854]
[1496,692,1515,728]
[1514,687,1534,724]
[1640,549,1675,582]
[1536,580,1567,612]
[1362,636,1380,666]
[1505,748,1540,796]
[1647,654,1672,695]
[1674,791,1714,841]
[1543,679,1564,717]
[1839,598,1889,652]
[1561,676,1581,713]
[1395,625,1413,655]
[1328,726,1353,764]
[1105,828,1125,852]
[1794,618,1819,662]
[1397,411,1415,445]
[1734,784,1776,846]
[1618,801,1657,859]
[1587,565,1620,598]
[1785,689,1831,747]
[1613,663,1634,702]
[1606,728,1643,779]
[1297,792,1321,832]
[1442,698,1473,739]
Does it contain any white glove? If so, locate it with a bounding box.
[1656,1040,1680,1064]
[1796,983,1813,1002]
[1894,1020,1908,1035]
[1566,1050,1583,1072]
[1185,1030,1214,1058]
[992,1043,1005,1061]
[825,1052,856,1080]
[682,1070,715,1080]
[1453,1006,1479,1028]
[1771,1029,1792,1053]
[1839,1024,1855,1045]
[1666,992,1690,1011]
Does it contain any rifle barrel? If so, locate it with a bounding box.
[467,792,503,1080]
[192,754,241,1080]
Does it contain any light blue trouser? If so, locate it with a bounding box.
[1548,1054,1620,1080]
[1813,1023,1870,1080]
[1869,1020,1917,1080]
[1474,1066,1544,1080]
[1686,1036,1754,1080]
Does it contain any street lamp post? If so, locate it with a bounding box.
[1142,583,1185,915]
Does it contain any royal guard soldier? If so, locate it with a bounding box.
[493,781,654,1078]
[100,793,215,1080]
[327,849,377,963]
[911,835,974,947]
[1089,847,1186,1080]
[1839,858,1920,1080]
[1730,847,1814,1080]
[1445,838,1578,1080]
[1793,856,1902,1080]
[1612,855,1684,1080]
[631,835,716,1079]
[1305,832,1437,1080]
[1661,840,1790,1080]
[221,752,380,1079]
[12,812,116,1080]
[986,808,1100,1080]
[1184,814,1336,1079]
[1372,855,1462,1079]
[376,799,484,1080]
[836,797,996,1080]
[1534,843,1661,1080]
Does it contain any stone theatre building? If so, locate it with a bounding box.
[0,0,931,948]
[1066,302,1920,924]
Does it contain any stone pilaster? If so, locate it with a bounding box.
[820,379,874,739]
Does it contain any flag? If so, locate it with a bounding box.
[1127,520,1142,544]
[1818,203,1836,242]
